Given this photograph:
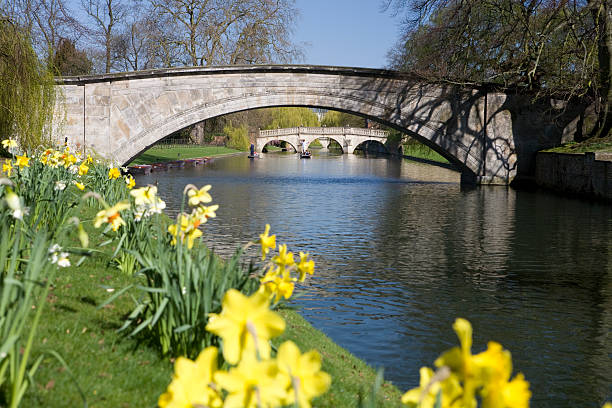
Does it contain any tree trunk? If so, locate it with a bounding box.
[593,0,612,138]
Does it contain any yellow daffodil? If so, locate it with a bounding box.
[401,367,463,408]
[272,244,295,268]
[85,154,94,164]
[1,138,17,149]
[78,162,89,176]
[2,160,13,177]
[158,347,222,408]
[259,224,276,260]
[277,340,331,408]
[435,318,478,406]
[259,266,296,303]
[94,201,130,231]
[73,181,85,191]
[473,342,530,408]
[205,289,285,365]
[130,186,158,206]
[108,167,121,179]
[214,353,289,408]
[187,185,212,206]
[124,175,135,189]
[297,252,315,282]
[168,216,203,249]
[14,155,30,169]
[194,204,219,223]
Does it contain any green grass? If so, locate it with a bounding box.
[402,143,449,164]
[542,134,612,153]
[130,146,241,165]
[20,204,403,407]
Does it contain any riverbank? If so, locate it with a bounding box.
[402,143,449,164]
[22,204,403,407]
[131,145,242,165]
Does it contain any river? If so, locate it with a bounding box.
[135,150,612,407]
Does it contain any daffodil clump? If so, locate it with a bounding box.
[160,288,331,408]
[401,318,531,408]
[158,224,329,408]
[167,184,218,249]
[257,224,315,305]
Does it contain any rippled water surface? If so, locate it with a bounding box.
[136,151,612,407]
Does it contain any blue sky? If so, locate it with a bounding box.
[293,0,402,68]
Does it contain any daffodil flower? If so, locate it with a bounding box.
[401,367,463,408]
[54,180,67,191]
[205,289,285,364]
[272,244,295,268]
[2,160,13,177]
[297,252,315,282]
[1,139,17,149]
[277,340,331,408]
[124,175,135,189]
[72,180,85,191]
[214,353,289,408]
[108,167,121,180]
[14,155,30,169]
[194,204,219,223]
[78,162,89,176]
[5,188,26,220]
[130,186,158,206]
[158,347,222,408]
[94,201,130,231]
[259,224,276,260]
[259,266,296,303]
[187,185,212,206]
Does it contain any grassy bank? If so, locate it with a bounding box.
[131,145,241,165]
[21,204,403,408]
[543,134,612,153]
[402,143,449,164]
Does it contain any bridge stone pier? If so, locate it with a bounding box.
[54,65,583,185]
[256,127,389,154]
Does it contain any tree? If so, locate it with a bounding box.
[383,0,612,138]
[149,0,302,67]
[82,0,126,73]
[320,110,365,128]
[263,107,320,129]
[0,19,56,149]
[53,37,92,75]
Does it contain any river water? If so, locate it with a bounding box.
[135,150,612,407]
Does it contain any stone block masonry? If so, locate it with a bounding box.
[536,152,612,201]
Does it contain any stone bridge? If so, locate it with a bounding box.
[256,127,389,154]
[54,65,583,184]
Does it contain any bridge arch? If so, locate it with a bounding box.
[261,138,297,153]
[353,139,390,154]
[56,65,579,184]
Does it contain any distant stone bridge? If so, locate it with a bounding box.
[256,127,389,154]
[54,65,583,185]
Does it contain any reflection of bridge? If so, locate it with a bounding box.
[256,127,389,154]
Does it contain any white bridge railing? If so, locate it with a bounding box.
[258,127,388,138]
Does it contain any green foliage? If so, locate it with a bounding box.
[131,146,239,165]
[0,20,56,150]
[263,107,320,129]
[321,110,365,128]
[52,38,92,77]
[223,123,250,151]
[0,209,54,408]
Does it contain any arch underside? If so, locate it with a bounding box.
[117,92,478,176]
[261,139,297,152]
[354,139,390,153]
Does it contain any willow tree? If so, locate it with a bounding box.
[0,19,56,150]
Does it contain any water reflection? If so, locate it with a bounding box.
[136,153,611,407]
